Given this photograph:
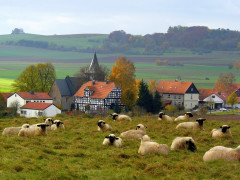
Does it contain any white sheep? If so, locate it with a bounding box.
[158,112,173,121]
[18,123,49,137]
[176,118,206,130]
[138,135,169,156]
[97,120,112,132]
[203,145,240,162]
[2,124,30,136]
[120,124,147,139]
[111,113,132,121]
[51,120,65,131]
[30,118,54,130]
[174,112,193,121]
[211,125,232,138]
[103,134,122,148]
[171,137,197,152]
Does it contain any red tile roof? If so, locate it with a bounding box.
[0,93,13,101]
[74,81,117,99]
[156,80,193,94]
[20,102,52,110]
[12,92,52,100]
[198,89,228,101]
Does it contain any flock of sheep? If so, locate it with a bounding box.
[100,112,237,162]
[2,118,64,137]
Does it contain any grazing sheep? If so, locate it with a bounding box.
[103,134,122,148]
[120,124,147,139]
[2,124,30,136]
[171,137,197,152]
[138,135,169,156]
[51,120,65,131]
[176,118,206,130]
[174,112,193,121]
[18,123,49,137]
[97,120,112,132]
[158,112,173,121]
[111,113,132,121]
[211,125,232,138]
[203,145,240,162]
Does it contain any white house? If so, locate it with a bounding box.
[20,102,61,118]
[7,92,53,113]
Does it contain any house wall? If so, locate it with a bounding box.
[7,93,25,113]
[160,93,184,106]
[49,81,62,105]
[184,93,199,109]
[44,105,61,117]
[61,96,74,111]
[203,94,224,109]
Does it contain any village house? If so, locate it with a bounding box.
[74,81,124,112]
[156,80,199,110]
[20,102,61,118]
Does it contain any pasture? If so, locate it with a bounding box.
[0,114,240,179]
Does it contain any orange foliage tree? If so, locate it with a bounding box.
[214,72,235,94]
[149,80,157,95]
[109,57,138,108]
[234,61,240,70]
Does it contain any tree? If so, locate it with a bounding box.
[152,91,162,113]
[0,94,6,111]
[234,61,240,70]
[109,57,138,108]
[12,62,56,92]
[149,80,157,95]
[226,92,238,108]
[214,72,235,94]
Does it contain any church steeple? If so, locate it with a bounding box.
[89,52,99,73]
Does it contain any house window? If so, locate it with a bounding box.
[191,88,193,91]
[15,94,17,97]
[212,95,215,98]
[38,112,43,116]
[179,96,181,99]
[168,94,170,98]
[21,111,26,114]
[40,101,42,103]
[191,94,193,99]
[26,101,30,103]
[43,101,45,103]
[174,95,176,99]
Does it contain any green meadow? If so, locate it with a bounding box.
[0,114,240,179]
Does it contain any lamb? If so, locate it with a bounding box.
[111,113,132,121]
[203,145,240,162]
[120,124,147,139]
[2,124,30,136]
[103,134,122,148]
[50,120,65,131]
[211,125,232,138]
[174,112,193,121]
[176,118,206,130]
[18,123,49,137]
[97,120,112,132]
[138,135,169,156]
[171,137,197,152]
[158,112,173,121]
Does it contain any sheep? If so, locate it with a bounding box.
[51,120,65,131]
[120,124,147,139]
[176,118,206,130]
[171,137,197,152]
[18,123,49,137]
[111,113,132,121]
[138,135,169,156]
[103,134,122,148]
[2,124,30,136]
[211,125,232,138]
[203,145,240,162]
[158,112,173,121]
[174,112,193,121]
[97,120,112,132]
[30,118,53,129]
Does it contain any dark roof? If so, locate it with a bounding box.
[55,76,81,96]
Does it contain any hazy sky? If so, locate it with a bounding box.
[0,0,240,35]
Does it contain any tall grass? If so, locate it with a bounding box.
[0,114,240,179]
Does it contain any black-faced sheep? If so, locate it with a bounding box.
[138,135,169,156]
[2,124,30,136]
[176,118,206,130]
[103,134,122,148]
[120,124,147,139]
[171,137,197,152]
[30,118,54,131]
[111,113,132,121]
[203,145,240,162]
[174,112,193,121]
[158,112,173,121]
[211,125,232,138]
[18,123,49,137]
[51,120,65,131]
[97,120,112,132]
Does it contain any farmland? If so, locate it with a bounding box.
[0,114,240,179]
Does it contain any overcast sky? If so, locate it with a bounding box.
[0,0,240,35]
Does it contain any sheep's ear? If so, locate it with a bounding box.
[46,125,50,127]
[145,126,147,129]
[115,137,119,140]
[103,122,106,124]
[37,124,41,127]
[220,126,222,128]
[186,141,189,144]
[105,136,109,138]
[228,126,230,129]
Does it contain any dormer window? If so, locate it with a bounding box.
[191,88,193,91]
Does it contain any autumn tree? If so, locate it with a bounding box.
[234,61,240,70]
[109,57,138,109]
[0,93,6,111]
[12,62,56,92]
[214,72,235,94]
[226,92,238,108]
[149,80,157,95]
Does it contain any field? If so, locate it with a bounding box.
[0,113,240,179]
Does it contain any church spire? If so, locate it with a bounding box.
[89,51,99,73]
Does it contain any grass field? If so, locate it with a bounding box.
[0,114,240,179]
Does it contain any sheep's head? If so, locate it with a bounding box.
[186,138,197,152]
[54,120,63,127]
[105,134,118,144]
[136,124,147,131]
[45,118,54,125]
[186,112,193,117]
[159,112,165,118]
[37,123,50,131]
[196,118,206,126]
[220,125,230,133]
[22,124,30,128]
[97,120,105,127]
[111,113,118,120]
[141,135,151,142]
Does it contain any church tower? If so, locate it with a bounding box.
[88,52,100,80]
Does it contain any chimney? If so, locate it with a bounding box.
[106,80,109,84]
[30,91,34,95]
[92,80,95,85]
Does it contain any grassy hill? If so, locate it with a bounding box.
[0,114,240,179]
